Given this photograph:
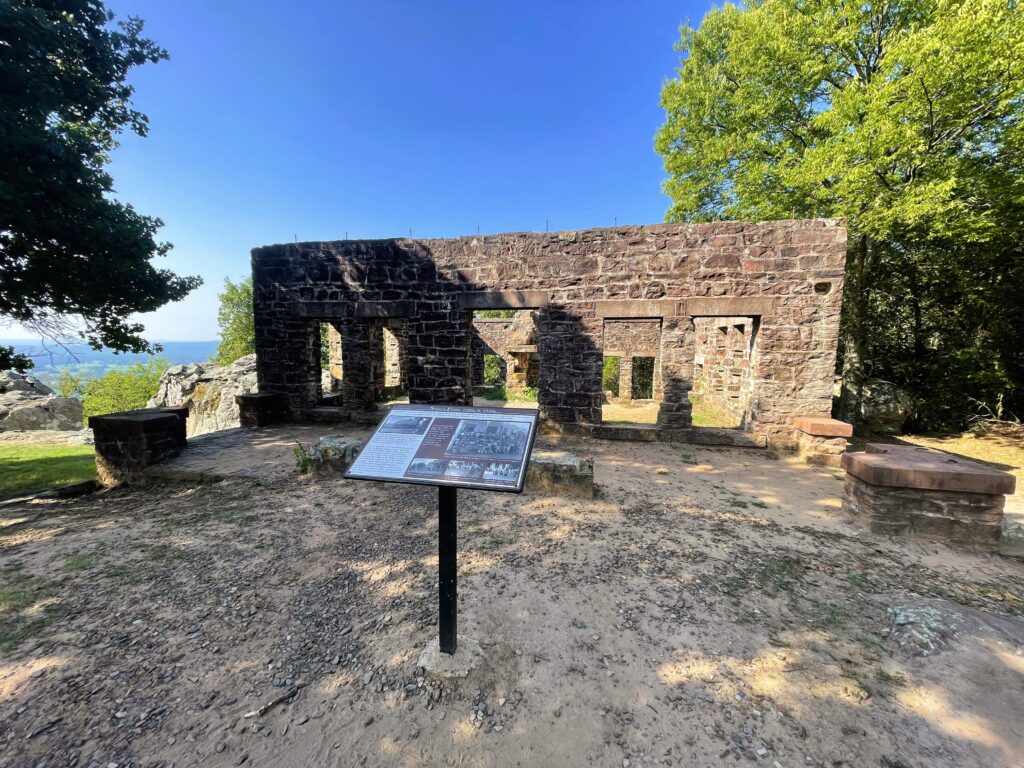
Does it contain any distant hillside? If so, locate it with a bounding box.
[1,339,220,382]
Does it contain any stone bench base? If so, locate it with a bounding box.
[843,473,1004,551]
[841,444,1015,553]
[89,408,189,486]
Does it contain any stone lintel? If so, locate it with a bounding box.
[842,445,1016,495]
[457,290,548,310]
[292,301,348,318]
[793,416,853,438]
[603,349,659,358]
[685,297,775,317]
[354,301,415,318]
[594,299,676,319]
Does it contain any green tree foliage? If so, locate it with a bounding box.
[214,277,255,365]
[51,369,87,399]
[474,310,516,319]
[81,359,167,420]
[602,356,621,395]
[483,355,504,386]
[0,1,201,372]
[656,0,1024,427]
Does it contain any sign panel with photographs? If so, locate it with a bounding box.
[344,404,539,493]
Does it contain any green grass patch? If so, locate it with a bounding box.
[64,551,95,571]
[0,564,63,651]
[0,443,95,499]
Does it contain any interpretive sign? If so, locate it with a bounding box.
[344,403,539,493]
[344,403,540,657]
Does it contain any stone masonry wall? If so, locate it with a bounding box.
[251,219,846,443]
[693,316,755,424]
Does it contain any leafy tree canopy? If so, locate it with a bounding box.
[657,0,1024,426]
[214,277,255,365]
[0,0,201,372]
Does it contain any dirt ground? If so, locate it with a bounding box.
[2,435,1024,768]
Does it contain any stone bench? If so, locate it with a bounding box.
[841,443,1016,552]
[308,437,594,498]
[89,407,189,486]
[793,416,852,467]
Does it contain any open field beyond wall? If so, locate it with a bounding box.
[2,435,1024,768]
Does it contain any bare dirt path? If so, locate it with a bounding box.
[2,437,1023,768]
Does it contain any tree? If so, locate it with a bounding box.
[656,0,1024,427]
[214,277,255,365]
[0,1,201,372]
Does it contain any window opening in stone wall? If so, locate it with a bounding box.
[689,316,758,429]
[317,321,344,406]
[600,319,663,426]
[376,322,409,404]
[471,309,539,408]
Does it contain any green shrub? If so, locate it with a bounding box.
[81,359,168,419]
[602,356,620,395]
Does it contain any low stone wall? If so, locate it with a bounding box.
[841,444,1016,553]
[89,407,188,486]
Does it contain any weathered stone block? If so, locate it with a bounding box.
[526,450,594,498]
[89,409,188,486]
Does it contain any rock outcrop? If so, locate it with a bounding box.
[0,371,84,431]
[148,355,258,436]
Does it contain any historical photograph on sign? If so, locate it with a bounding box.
[445,419,531,460]
[483,462,519,481]
[407,457,446,476]
[445,460,485,479]
[380,413,433,435]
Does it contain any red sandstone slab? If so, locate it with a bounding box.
[792,416,853,437]
[842,445,1016,495]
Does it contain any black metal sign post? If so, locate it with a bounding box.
[438,485,458,654]
[343,404,539,659]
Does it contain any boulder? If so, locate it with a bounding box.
[0,395,83,431]
[0,370,83,431]
[857,379,915,434]
[0,370,53,397]
[148,355,258,436]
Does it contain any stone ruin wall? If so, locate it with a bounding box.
[251,219,846,445]
[693,316,756,424]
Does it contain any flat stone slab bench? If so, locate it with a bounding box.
[308,437,594,498]
[842,443,1016,552]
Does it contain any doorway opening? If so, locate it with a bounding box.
[690,316,758,428]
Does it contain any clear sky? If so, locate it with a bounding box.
[25,1,715,341]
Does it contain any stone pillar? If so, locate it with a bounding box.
[792,416,852,467]
[405,301,472,405]
[618,357,633,400]
[340,319,385,409]
[656,315,694,429]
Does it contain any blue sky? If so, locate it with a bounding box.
[19,1,714,341]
